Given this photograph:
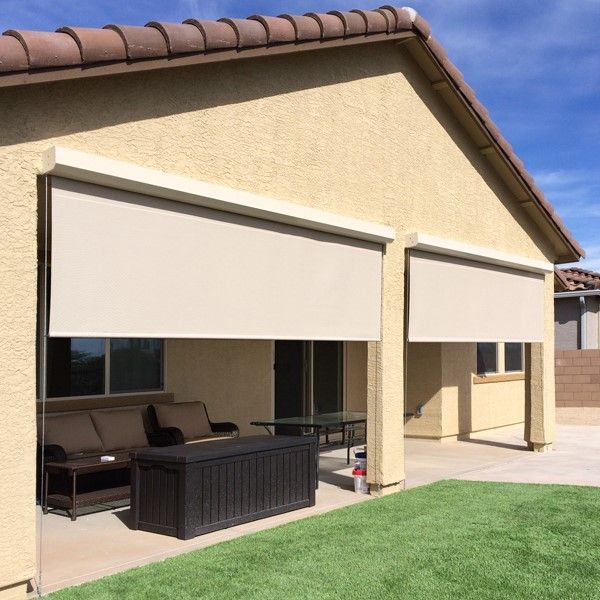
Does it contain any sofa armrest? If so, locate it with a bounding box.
[210,421,239,438]
[40,444,67,463]
[147,430,178,447]
[151,427,184,446]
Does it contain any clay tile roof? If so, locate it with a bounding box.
[0,4,584,261]
[0,35,28,72]
[554,268,570,292]
[304,13,346,39]
[558,268,600,291]
[103,24,168,60]
[277,14,322,41]
[218,18,268,48]
[182,19,237,50]
[328,11,368,36]
[145,22,205,54]
[247,16,296,44]
[4,29,81,68]
[58,27,127,63]
[351,10,388,34]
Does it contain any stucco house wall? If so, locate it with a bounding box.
[0,40,559,594]
[405,342,525,439]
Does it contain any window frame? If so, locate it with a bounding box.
[475,342,525,379]
[42,338,166,402]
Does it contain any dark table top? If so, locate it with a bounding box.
[45,452,131,474]
[130,435,318,464]
[251,411,367,428]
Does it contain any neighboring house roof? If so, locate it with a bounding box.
[558,267,600,291]
[554,268,570,293]
[0,5,584,262]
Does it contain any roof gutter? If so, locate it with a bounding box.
[554,290,600,298]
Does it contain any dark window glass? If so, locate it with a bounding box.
[476,343,497,375]
[312,341,343,415]
[505,343,523,372]
[47,338,105,397]
[110,339,163,393]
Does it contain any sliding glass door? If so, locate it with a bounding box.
[274,341,344,418]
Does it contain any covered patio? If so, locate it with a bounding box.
[36,425,530,596]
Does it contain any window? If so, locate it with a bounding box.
[504,343,524,372]
[476,343,497,375]
[47,338,163,398]
[47,338,106,397]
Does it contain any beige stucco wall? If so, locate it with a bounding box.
[405,342,525,439]
[165,340,272,437]
[0,40,559,589]
[405,343,443,438]
[345,342,368,412]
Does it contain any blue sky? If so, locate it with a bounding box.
[1,0,599,269]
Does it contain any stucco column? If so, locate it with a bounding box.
[524,272,555,452]
[366,243,405,496]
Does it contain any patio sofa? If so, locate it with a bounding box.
[37,404,175,510]
[147,401,239,446]
[39,406,173,464]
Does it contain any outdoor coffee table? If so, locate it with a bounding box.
[43,454,131,521]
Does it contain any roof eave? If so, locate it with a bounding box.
[0,30,415,88]
[409,34,583,264]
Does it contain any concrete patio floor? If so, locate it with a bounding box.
[34,423,600,596]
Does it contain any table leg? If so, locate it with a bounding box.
[43,470,49,515]
[71,471,77,521]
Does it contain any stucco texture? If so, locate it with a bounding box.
[405,342,525,440]
[165,339,272,437]
[0,40,558,588]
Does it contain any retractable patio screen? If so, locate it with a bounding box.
[48,178,383,340]
[407,249,545,342]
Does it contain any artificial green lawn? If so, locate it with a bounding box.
[49,480,600,600]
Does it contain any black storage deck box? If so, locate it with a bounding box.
[130,435,317,539]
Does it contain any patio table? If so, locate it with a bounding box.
[251,411,367,464]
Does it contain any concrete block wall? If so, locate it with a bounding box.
[555,349,600,407]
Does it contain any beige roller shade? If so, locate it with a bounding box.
[408,250,545,342]
[48,178,383,340]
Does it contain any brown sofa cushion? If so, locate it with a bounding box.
[154,402,212,441]
[91,409,149,452]
[44,413,104,457]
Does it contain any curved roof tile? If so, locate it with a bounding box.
[218,18,267,48]
[277,14,322,41]
[328,11,368,36]
[247,16,296,44]
[58,27,126,63]
[0,4,583,259]
[379,5,413,31]
[4,30,81,69]
[103,25,168,60]
[183,19,237,50]
[351,10,388,34]
[0,35,28,72]
[304,13,345,39]
[145,22,205,54]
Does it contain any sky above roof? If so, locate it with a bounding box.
[1,0,599,268]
